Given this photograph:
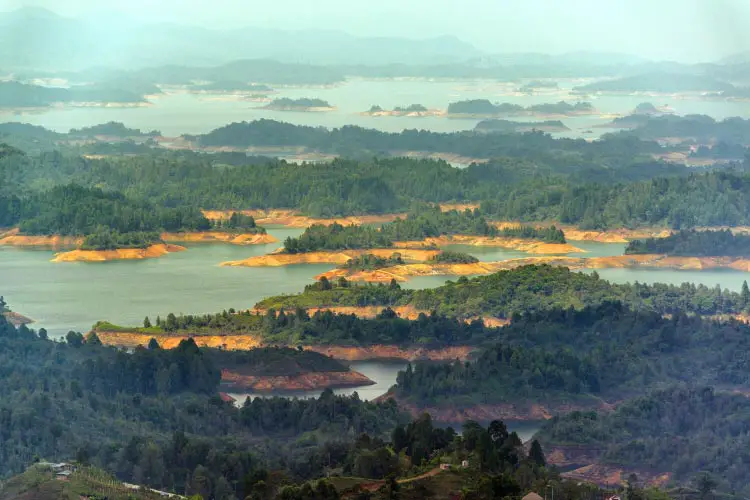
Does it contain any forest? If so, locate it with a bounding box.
[612,114,750,145]
[256,264,750,320]
[625,229,750,257]
[0,308,408,498]
[392,302,750,408]
[0,305,621,500]
[536,386,750,494]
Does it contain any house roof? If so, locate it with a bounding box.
[523,493,544,500]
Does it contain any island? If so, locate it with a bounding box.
[361,104,444,117]
[474,119,569,133]
[447,99,596,118]
[1,185,276,261]
[572,71,736,94]
[0,80,150,109]
[517,80,559,93]
[220,207,582,271]
[189,80,274,94]
[262,97,335,112]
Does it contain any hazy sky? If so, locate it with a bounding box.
[3,0,750,62]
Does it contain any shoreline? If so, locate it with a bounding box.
[315,254,750,282]
[51,243,186,262]
[160,231,277,245]
[220,368,375,391]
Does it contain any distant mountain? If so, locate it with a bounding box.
[479,51,647,67]
[718,51,750,64]
[0,7,482,70]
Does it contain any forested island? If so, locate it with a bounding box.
[625,229,750,257]
[573,72,736,94]
[0,81,149,108]
[609,114,750,145]
[447,99,595,117]
[474,119,569,133]
[279,207,567,254]
[263,97,334,111]
[257,264,750,321]
[518,80,559,93]
[190,80,274,93]
[361,104,442,117]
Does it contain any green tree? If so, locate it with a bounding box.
[742,280,750,308]
[528,439,546,467]
[148,338,161,350]
[144,316,152,328]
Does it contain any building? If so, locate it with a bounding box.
[522,492,544,500]
[439,463,452,470]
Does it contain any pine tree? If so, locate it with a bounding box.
[143,316,152,328]
[742,280,750,308]
[528,439,546,467]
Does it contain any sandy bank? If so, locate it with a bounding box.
[275,305,507,328]
[305,344,476,362]
[317,254,750,282]
[220,248,441,267]
[394,235,585,254]
[161,231,277,245]
[96,331,263,350]
[202,209,403,228]
[220,368,374,391]
[51,244,186,262]
[96,330,474,361]
[545,447,671,487]
[0,228,82,248]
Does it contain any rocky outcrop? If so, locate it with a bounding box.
[160,231,277,245]
[51,244,186,262]
[220,368,375,391]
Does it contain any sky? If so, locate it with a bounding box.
[2,0,750,62]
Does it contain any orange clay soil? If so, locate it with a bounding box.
[393,235,585,254]
[96,331,263,350]
[160,231,277,245]
[95,330,477,362]
[201,209,404,228]
[220,368,374,391]
[202,204,482,229]
[253,305,508,328]
[220,248,441,267]
[51,243,186,262]
[0,228,82,248]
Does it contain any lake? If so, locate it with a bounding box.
[4,232,750,402]
[3,78,750,138]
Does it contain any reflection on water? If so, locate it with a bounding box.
[594,267,748,292]
[226,360,407,403]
